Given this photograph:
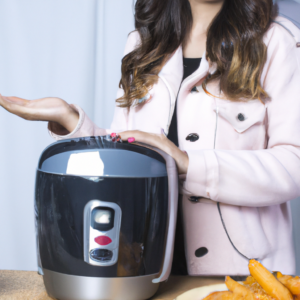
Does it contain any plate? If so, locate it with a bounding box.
[175,283,228,300]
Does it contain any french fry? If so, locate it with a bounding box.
[243,275,274,298]
[276,271,300,296]
[202,291,236,300]
[248,259,293,300]
[244,276,256,285]
[225,276,255,299]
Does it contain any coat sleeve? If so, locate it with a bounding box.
[182,23,300,207]
[47,31,140,140]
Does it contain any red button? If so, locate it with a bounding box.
[95,236,112,246]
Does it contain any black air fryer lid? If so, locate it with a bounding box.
[38,136,167,178]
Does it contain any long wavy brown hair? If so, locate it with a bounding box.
[117,0,277,107]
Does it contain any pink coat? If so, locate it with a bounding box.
[48,16,300,275]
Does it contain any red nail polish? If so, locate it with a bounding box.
[111,133,116,137]
[128,137,135,143]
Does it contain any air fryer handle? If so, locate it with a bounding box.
[152,164,178,283]
[134,142,179,283]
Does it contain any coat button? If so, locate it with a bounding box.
[297,42,300,48]
[195,247,208,257]
[237,113,245,121]
[186,133,199,142]
[189,196,201,203]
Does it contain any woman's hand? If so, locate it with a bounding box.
[0,95,79,133]
[118,130,189,175]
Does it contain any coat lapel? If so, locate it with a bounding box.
[158,46,217,99]
[158,46,184,98]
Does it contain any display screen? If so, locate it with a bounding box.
[94,210,112,224]
[91,207,115,231]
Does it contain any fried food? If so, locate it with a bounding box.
[201,259,299,300]
[243,276,276,300]
[248,259,293,300]
[276,272,300,297]
[203,291,235,300]
[225,276,255,299]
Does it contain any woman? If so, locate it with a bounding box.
[1,0,300,276]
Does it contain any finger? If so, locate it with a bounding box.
[118,130,160,143]
[112,130,173,157]
[0,94,29,111]
[117,130,139,140]
[0,94,36,120]
[119,131,162,148]
[2,96,30,106]
[0,94,14,112]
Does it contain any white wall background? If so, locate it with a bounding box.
[0,0,299,274]
[0,0,134,271]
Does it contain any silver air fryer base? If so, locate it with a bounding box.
[43,269,160,300]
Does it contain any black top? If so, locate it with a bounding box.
[169,57,202,276]
[167,57,202,146]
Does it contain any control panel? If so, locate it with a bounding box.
[83,200,122,266]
